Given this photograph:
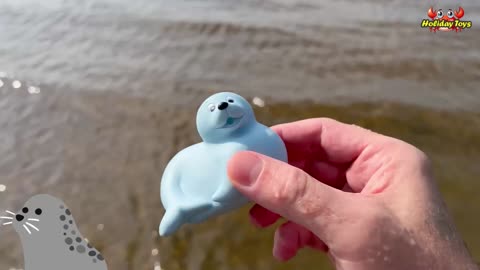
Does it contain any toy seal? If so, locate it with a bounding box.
[159,92,288,236]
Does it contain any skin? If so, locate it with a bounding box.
[227,118,479,270]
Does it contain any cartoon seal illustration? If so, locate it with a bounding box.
[159,92,288,236]
[1,194,108,270]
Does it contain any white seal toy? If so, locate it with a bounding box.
[159,92,288,236]
[1,194,108,270]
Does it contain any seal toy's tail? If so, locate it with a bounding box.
[159,209,185,236]
[159,201,213,236]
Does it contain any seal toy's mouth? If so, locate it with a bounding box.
[220,116,243,129]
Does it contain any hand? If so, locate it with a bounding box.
[227,118,478,270]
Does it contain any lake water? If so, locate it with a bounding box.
[1,0,480,110]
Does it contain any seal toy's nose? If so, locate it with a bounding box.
[218,102,228,110]
[16,214,24,222]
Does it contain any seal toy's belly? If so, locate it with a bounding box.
[176,143,240,199]
[240,123,288,163]
[159,129,287,234]
[160,142,247,207]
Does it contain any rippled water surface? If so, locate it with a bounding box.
[0,0,479,269]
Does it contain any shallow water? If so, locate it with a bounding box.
[0,0,479,269]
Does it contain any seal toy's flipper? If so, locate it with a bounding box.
[188,201,221,224]
[159,209,184,236]
[159,201,212,236]
[211,180,239,203]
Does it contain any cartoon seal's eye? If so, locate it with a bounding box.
[22,207,29,213]
[35,208,42,215]
[437,10,443,17]
[447,10,454,18]
[208,104,215,112]
[227,98,234,103]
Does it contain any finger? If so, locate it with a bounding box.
[271,118,383,163]
[249,161,348,228]
[228,151,356,240]
[273,221,328,261]
[289,159,346,189]
[249,204,281,228]
[306,160,347,190]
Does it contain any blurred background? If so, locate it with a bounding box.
[0,0,479,269]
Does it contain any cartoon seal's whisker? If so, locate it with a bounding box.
[23,224,32,234]
[5,210,15,215]
[0,216,13,220]
[25,222,39,231]
[2,221,12,225]
[27,218,39,222]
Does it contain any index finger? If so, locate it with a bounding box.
[271,118,384,163]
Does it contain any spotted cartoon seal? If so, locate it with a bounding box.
[1,194,108,270]
[159,92,288,236]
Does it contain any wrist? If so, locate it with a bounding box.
[414,217,478,270]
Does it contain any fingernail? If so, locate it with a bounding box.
[229,152,263,187]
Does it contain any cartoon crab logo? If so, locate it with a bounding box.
[421,6,472,32]
[428,7,464,32]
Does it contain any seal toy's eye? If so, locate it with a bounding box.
[227,97,234,103]
[22,207,29,213]
[35,208,42,215]
[437,10,443,18]
[208,104,215,112]
[447,10,454,18]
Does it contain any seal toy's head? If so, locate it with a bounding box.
[196,92,256,143]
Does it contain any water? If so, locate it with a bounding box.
[0,0,479,109]
[0,0,479,269]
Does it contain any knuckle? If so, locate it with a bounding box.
[272,168,326,219]
[412,148,434,177]
[402,144,433,171]
[271,168,307,206]
[380,137,405,149]
[316,117,337,129]
[385,138,433,168]
[296,194,325,218]
[413,148,432,167]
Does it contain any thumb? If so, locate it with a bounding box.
[227,151,355,240]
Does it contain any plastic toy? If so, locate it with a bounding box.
[159,92,288,236]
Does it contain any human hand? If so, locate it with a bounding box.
[227,118,478,270]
